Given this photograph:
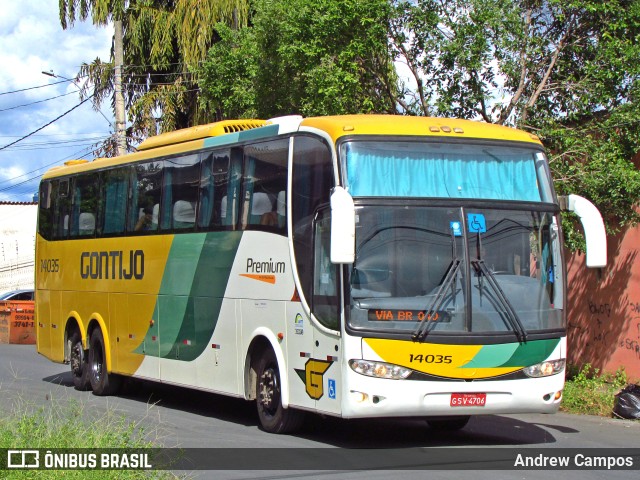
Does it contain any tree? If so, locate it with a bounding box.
[199,0,398,119]
[59,0,249,152]
[390,0,640,244]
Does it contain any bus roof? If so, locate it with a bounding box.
[40,115,542,180]
[300,115,542,145]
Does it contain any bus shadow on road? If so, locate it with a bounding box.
[297,414,578,448]
[43,370,574,447]
[43,370,257,427]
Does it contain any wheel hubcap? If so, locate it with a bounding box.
[259,367,278,414]
[92,349,103,382]
[71,343,83,376]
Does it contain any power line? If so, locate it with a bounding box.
[0,90,78,113]
[2,136,106,148]
[2,141,104,153]
[0,79,71,96]
[0,95,94,153]
[0,144,101,194]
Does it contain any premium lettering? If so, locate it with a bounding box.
[246,257,285,274]
[80,250,144,280]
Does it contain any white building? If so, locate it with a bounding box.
[0,202,37,293]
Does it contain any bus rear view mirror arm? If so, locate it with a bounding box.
[559,194,607,268]
[330,186,355,264]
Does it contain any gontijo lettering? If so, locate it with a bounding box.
[80,250,144,280]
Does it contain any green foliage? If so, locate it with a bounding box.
[561,364,628,416]
[390,0,640,244]
[545,114,640,249]
[199,0,398,119]
[0,399,170,478]
[65,0,640,235]
[59,0,250,144]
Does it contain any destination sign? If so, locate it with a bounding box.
[368,309,450,322]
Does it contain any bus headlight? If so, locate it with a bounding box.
[349,359,412,380]
[523,359,566,378]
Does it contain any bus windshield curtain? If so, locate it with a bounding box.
[346,147,542,201]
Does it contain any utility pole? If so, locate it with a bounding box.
[114,19,127,156]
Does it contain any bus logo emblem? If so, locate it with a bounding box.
[295,359,333,400]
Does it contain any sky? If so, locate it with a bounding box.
[0,0,113,203]
[0,2,422,205]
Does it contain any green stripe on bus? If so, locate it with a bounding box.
[497,338,560,367]
[461,338,560,368]
[460,343,519,368]
[203,125,280,149]
[135,231,243,360]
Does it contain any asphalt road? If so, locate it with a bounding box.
[1,343,638,479]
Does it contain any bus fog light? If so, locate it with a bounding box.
[349,359,411,380]
[523,359,565,378]
[350,390,368,403]
[554,390,562,401]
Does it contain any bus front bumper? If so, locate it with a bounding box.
[340,371,564,419]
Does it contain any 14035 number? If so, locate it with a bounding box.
[409,354,452,364]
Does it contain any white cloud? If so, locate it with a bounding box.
[0,0,113,202]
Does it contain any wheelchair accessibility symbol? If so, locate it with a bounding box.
[467,213,486,233]
[328,379,336,399]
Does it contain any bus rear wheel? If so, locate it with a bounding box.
[256,349,304,433]
[425,416,471,431]
[69,331,90,391]
[88,328,121,396]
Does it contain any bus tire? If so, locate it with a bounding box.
[425,416,471,431]
[69,331,90,391]
[256,348,304,433]
[88,328,121,396]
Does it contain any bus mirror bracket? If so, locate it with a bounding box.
[559,194,607,268]
[330,186,355,264]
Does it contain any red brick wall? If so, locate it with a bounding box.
[566,227,640,382]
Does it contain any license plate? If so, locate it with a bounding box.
[450,392,486,407]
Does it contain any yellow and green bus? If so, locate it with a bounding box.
[36,115,606,433]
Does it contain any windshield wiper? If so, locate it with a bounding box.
[471,259,528,343]
[412,258,461,341]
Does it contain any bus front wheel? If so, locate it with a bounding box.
[256,349,304,434]
[88,328,121,396]
[69,331,90,391]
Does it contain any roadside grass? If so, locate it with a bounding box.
[0,397,176,479]
[561,363,629,417]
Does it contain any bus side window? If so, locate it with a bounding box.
[198,151,230,229]
[291,135,334,312]
[100,167,129,236]
[312,209,339,329]
[129,161,162,233]
[71,174,99,238]
[38,180,54,240]
[162,153,200,231]
[51,179,71,240]
[241,139,288,232]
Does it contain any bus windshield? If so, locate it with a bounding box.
[342,140,554,202]
[347,204,564,337]
[341,139,563,338]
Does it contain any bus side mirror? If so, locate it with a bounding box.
[559,194,607,268]
[330,186,355,264]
